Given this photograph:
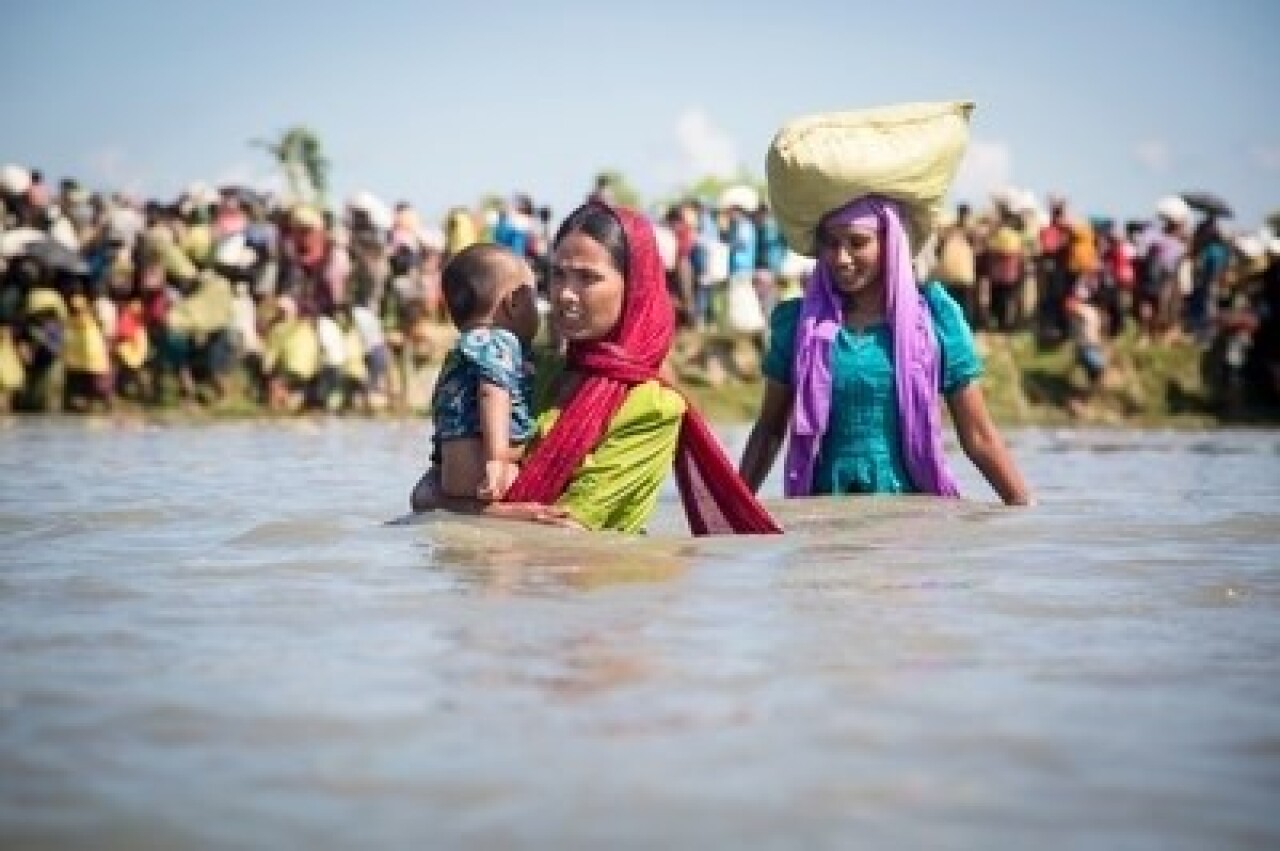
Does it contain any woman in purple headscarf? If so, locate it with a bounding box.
[738,196,1031,504]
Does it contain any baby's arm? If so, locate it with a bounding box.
[476,381,514,501]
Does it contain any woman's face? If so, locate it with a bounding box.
[819,220,882,295]
[549,231,625,341]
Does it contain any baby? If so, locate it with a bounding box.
[429,243,539,501]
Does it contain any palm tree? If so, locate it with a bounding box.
[251,127,330,207]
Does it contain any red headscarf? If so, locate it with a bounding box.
[504,203,780,536]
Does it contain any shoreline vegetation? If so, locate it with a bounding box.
[10,322,1279,429]
[675,327,1280,428]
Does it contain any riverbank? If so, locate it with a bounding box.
[10,324,1278,428]
[671,328,1279,428]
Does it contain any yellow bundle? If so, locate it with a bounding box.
[766,100,974,256]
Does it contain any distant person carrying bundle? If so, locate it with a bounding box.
[739,101,1031,505]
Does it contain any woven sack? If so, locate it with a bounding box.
[766,101,974,257]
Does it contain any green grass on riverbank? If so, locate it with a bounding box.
[12,328,1278,428]
[678,330,1279,428]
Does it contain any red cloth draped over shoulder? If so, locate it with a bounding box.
[503,203,781,536]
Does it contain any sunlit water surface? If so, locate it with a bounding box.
[1,418,1278,850]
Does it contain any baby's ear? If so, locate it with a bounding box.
[496,287,515,312]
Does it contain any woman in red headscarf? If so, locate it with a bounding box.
[410,202,779,536]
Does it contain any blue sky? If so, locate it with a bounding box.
[3,0,1278,229]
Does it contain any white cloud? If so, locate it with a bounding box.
[1252,145,1280,172]
[1133,139,1173,172]
[951,138,1013,204]
[676,108,739,178]
[653,107,740,189]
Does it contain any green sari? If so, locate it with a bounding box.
[526,352,685,533]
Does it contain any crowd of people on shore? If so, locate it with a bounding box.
[0,163,1276,416]
[925,189,1280,407]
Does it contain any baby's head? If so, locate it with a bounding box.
[442,244,538,343]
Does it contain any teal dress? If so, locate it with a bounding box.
[762,281,982,495]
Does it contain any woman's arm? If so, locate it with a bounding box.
[738,379,795,494]
[946,383,1032,505]
[409,467,578,526]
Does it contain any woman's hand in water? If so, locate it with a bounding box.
[412,467,584,528]
[484,501,585,529]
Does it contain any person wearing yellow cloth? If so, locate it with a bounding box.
[444,207,478,260]
[262,295,318,412]
[0,323,25,412]
[62,292,113,411]
[337,305,371,412]
[410,203,779,536]
[180,221,213,268]
[16,287,67,412]
[515,356,688,532]
[161,238,235,402]
[410,305,685,531]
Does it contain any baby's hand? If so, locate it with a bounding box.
[477,460,516,502]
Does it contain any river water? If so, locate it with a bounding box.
[1,418,1278,850]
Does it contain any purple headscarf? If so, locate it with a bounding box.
[783,196,960,498]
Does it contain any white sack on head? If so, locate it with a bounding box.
[766,100,974,257]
